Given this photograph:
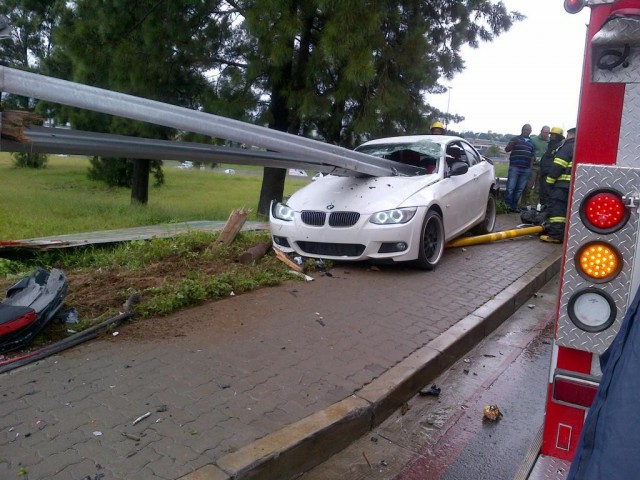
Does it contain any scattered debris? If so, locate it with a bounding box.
[463,358,471,364]
[132,411,151,425]
[93,431,103,436]
[419,384,441,397]
[423,416,435,426]
[482,404,503,421]
[370,436,378,443]
[59,307,79,324]
[362,451,372,469]
[463,368,470,375]
[288,270,314,282]
[483,354,496,358]
[121,432,141,442]
[315,319,326,327]
[112,332,119,337]
[527,304,535,309]
[0,267,68,354]
[273,248,304,272]
[156,405,168,412]
[217,383,231,390]
[121,293,141,313]
[401,402,411,415]
[379,460,388,467]
[0,311,132,375]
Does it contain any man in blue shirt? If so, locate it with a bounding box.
[504,124,535,212]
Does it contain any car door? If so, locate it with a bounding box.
[439,141,477,238]
[461,141,492,224]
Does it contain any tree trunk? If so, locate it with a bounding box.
[257,167,287,217]
[130,159,150,205]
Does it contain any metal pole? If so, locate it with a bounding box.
[445,86,453,130]
[0,66,423,178]
[445,226,544,248]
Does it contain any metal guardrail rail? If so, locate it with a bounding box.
[0,66,424,178]
[3,125,351,175]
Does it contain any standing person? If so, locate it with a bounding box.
[541,128,576,244]
[538,127,565,208]
[504,124,535,212]
[522,125,551,206]
[430,121,444,135]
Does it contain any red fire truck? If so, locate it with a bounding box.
[530,0,640,477]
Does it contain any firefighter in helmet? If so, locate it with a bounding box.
[540,128,575,244]
[430,121,445,135]
[538,126,565,208]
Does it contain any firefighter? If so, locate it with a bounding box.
[538,126,565,208]
[430,121,444,135]
[540,127,575,244]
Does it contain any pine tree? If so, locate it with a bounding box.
[45,0,236,203]
[235,0,522,216]
[0,0,65,169]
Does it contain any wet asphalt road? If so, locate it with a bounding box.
[303,275,558,480]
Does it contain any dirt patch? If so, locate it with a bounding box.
[0,244,291,360]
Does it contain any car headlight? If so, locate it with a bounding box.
[272,202,295,221]
[370,207,417,225]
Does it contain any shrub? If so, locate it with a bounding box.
[12,152,48,169]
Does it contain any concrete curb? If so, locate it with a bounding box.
[181,250,562,480]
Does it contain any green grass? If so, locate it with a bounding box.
[494,162,508,178]
[0,154,310,239]
[0,154,320,349]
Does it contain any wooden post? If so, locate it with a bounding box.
[238,241,272,265]
[1,110,43,142]
[217,208,248,245]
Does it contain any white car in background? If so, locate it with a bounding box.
[269,135,497,269]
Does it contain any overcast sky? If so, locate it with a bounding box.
[428,0,590,136]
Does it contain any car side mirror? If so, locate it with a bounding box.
[447,161,468,177]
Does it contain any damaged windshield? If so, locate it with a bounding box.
[356,140,442,173]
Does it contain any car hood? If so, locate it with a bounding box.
[286,174,438,213]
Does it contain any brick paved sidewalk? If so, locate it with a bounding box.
[0,214,562,480]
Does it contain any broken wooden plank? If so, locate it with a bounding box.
[217,208,248,245]
[1,110,43,142]
[273,247,303,272]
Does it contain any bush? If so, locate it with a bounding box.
[88,156,165,187]
[12,152,48,169]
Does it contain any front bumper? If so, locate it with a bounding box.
[269,207,427,263]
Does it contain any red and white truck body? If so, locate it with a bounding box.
[532,0,640,477]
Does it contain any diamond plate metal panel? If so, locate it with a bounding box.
[556,165,640,355]
[618,84,640,167]
[527,455,571,480]
[592,16,640,84]
[528,455,570,480]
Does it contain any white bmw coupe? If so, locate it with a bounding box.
[270,135,497,269]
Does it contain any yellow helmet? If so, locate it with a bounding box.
[551,126,563,135]
[431,121,444,129]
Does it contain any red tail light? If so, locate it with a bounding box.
[564,0,585,14]
[0,308,37,335]
[580,189,629,233]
